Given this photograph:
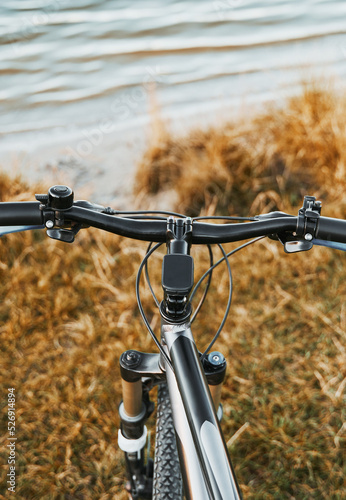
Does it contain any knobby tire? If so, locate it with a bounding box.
[152,383,183,499]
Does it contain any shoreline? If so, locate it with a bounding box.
[1,77,345,208]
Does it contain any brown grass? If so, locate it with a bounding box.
[1,84,346,499]
[135,82,346,219]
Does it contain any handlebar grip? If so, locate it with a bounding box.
[0,202,43,226]
[317,217,346,244]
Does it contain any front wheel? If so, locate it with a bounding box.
[152,383,183,499]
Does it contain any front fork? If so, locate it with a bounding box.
[118,349,227,499]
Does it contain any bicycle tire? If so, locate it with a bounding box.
[152,383,183,499]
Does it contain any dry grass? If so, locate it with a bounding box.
[135,82,346,219]
[1,84,346,499]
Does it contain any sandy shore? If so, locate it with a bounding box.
[0,93,269,208]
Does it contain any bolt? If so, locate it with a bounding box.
[305,233,313,241]
[46,220,54,228]
[122,350,141,368]
[207,351,225,367]
[55,186,68,193]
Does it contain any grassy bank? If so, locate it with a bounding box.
[136,83,346,218]
[1,84,346,499]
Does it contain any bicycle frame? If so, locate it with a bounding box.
[162,319,241,499]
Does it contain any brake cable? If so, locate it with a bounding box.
[136,242,174,372]
[136,215,265,369]
[192,237,265,359]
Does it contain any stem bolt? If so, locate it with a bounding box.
[46,220,54,229]
[305,233,313,241]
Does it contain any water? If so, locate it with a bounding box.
[0,0,346,204]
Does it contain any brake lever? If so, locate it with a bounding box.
[280,236,313,253]
[46,223,82,243]
[36,187,92,243]
[255,196,322,253]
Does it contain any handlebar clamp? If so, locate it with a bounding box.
[296,195,322,240]
[35,186,80,243]
[275,196,322,253]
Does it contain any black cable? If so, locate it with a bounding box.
[193,237,265,361]
[191,244,214,323]
[193,215,257,222]
[138,233,264,369]
[118,215,168,220]
[144,241,161,307]
[199,243,233,361]
[136,242,174,372]
[190,237,265,302]
[106,209,186,218]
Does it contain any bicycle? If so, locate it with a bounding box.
[1,185,345,499]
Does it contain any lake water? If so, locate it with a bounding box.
[0,0,346,204]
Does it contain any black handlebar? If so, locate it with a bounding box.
[67,206,299,244]
[0,202,43,226]
[0,199,346,246]
[192,217,298,244]
[316,217,346,244]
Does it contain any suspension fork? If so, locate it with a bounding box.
[118,352,159,499]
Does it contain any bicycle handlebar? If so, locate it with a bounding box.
[0,202,43,226]
[68,206,300,244]
[316,217,346,244]
[0,198,346,246]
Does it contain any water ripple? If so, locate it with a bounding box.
[0,0,345,138]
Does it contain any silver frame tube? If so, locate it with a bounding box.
[162,322,242,500]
